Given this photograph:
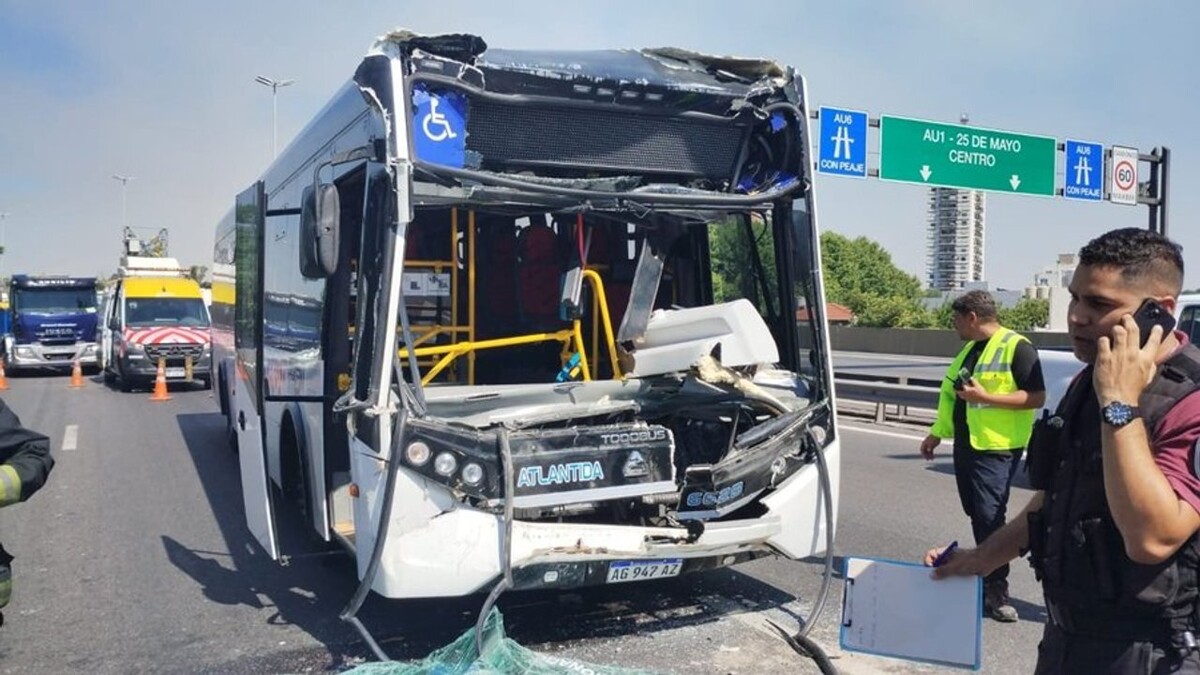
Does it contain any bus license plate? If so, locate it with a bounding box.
[606,559,683,584]
[165,368,186,378]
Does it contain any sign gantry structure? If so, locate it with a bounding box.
[813,107,1170,233]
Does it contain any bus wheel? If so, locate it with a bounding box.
[226,420,239,454]
[280,418,312,525]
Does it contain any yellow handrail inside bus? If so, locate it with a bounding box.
[581,269,622,379]
[397,210,625,386]
[399,326,590,386]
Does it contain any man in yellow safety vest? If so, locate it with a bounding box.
[920,290,1045,622]
[0,396,53,627]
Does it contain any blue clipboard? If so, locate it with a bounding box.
[839,556,983,670]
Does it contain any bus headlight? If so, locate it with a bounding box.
[434,452,458,477]
[405,441,431,466]
[462,463,484,486]
[400,421,500,499]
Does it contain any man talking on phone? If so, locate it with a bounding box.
[926,228,1200,673]
[920,289,1045,622]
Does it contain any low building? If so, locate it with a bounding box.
[797,302,855,325]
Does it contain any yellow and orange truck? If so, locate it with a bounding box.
[99,254,212,392]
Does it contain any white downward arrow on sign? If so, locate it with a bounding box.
[1010,175,1021,190]
[920,165,932,181]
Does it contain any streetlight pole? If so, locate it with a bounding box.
[112,174,135,230]
[255,75,295,157]
[0,212,8,280]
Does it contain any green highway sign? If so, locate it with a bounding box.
[879,116,1057,196]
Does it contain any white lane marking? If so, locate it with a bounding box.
[62,424,79,452]
[838,423,925,442]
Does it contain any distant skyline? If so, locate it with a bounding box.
[1,1,1196,290]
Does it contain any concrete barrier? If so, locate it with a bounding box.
[828,326,1072,357]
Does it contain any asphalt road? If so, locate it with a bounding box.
[0,371,1046,674]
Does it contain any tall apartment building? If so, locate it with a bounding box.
[925,187,986,291]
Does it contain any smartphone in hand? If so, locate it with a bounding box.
[1133,298,1176,347]
[953,366,972,391]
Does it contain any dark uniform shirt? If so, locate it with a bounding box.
[0,396,53,615]
[0,398,53,502]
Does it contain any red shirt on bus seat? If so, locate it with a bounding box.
[516,224,562,326]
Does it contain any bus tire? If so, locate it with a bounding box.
[118,365,133,393]
[217,368,230,416]
[280,415,311,525]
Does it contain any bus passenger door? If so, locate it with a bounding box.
[233,181,279,559]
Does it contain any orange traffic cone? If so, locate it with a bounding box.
[0,358,9,391]
[69,359,85,389]
[149,358,171,401]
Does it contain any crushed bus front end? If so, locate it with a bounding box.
[336,30,841,599]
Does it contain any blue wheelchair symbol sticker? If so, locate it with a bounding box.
[412,84,466,167]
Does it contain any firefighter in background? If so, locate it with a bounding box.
[0,396,53,627]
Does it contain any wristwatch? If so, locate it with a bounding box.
[1101,401,1141,427]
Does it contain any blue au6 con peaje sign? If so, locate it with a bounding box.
[1063,140,1104,201]
[817,106,868,178]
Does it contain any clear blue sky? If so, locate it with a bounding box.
[1,1,1196,290]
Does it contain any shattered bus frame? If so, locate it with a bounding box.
[215,28,840,634]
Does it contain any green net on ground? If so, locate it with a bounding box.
[344,608,657,675]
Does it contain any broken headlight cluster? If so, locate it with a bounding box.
[399,419,501,500]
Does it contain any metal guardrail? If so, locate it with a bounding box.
[834,377,940,423]
[833,348,1081,423]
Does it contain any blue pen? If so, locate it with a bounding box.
[931,540,958,567]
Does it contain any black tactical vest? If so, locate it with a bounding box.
[1026,344,1200,639]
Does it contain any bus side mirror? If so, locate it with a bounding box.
[300,184,340,278]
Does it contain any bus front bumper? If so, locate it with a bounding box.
[356,440,840,599]
[6,342,99,370]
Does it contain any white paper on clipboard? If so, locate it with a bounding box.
[840,556,983,670]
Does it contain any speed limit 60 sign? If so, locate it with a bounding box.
[1109,146,1139,206]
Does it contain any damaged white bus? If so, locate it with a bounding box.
[213,29,840,651]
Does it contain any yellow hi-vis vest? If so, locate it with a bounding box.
[930,327,1036,451]
[0,465,19,508]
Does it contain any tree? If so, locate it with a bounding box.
[709,215,777,314]
[998,297,1049,331]
[820,232,932,327]
[932,300,956,329]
